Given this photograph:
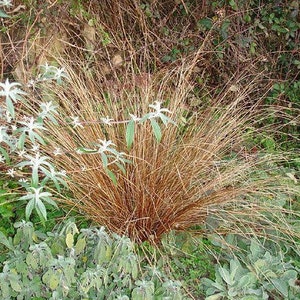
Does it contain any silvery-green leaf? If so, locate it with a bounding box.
[5,97,15,118]
[36,200,47,221]
[43,196,58,209]
[26,252,39,270]
[218,266,232,285]
[25,199,35,220]
[236,273,257,289]
[229,258,241,279]
[0,147,10,163]
[250,239,262,260]
[205,294,224,300]
[126,119,135,149]
[101,153,108,168]
[150,118,162,142]
[139,113,151,122]
[270,278,289,297]
[17,132,26,149]
[105,245,112,261]
[253,259,266,271]
[0,279,10,298]
[106,169,117,185]
[66,233,74,249]
[0,231,14,250]
[10,279,22,293]
[75,238,86,255]
[131,262,138,280]
[49,274,59,290]
[0,9,10,18]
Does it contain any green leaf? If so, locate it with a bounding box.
[76,147,97,154]
[254,259,266,271]
[0,231,14,250]
[43,270,59,290]
[241,296,261,300]
[95,242,108,264]
[126,119,135,149]
[26,252,39,270]
[150,118,162,142]
[0,9,10,18]
[115,162,126,174]
[249,239,262,260]
[6,97,15,118]
[42,270,51,285]
[49,274,59,290]
[219,266,232,285]
[0,279,10,298]
[236,273,257,289]
[36,200,47,221]
[131,261,139,280]
[10,279,22,292]
[18,132,26,149]
[0,147,10,164]
[229,259,240,278]
[43,196,59,209]
[229,0,238,10]
[75,238,86,255]
[197,18,213,31]
[106,169,117,185]
[206,294,224,300]
[140,113,151,123]
[105,245,112,261]
[270,278,289,297]
[262,137,276,151]
[101,153,108,168]
[66,233,74,248]
[25,199,35,220]
[159,113,175,125]
[32,168,39,186]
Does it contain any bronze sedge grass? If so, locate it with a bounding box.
[30,58,298,244]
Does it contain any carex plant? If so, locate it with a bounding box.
[5,56,293,245]
[0,55,298,244]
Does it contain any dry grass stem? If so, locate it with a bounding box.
[25,57,298,244]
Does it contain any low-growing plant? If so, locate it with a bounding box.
[201,237,300,300]
[161,231,216,299]
[0,219,187,299]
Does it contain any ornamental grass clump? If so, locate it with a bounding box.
[24,58,297,244]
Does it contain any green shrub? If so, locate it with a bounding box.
[0,219,187,300]
[201,238,300,300]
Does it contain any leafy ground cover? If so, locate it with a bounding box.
[0,0,299,299]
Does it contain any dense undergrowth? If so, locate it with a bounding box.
[0,0,299,299]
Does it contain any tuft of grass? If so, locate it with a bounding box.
[26,56,298,244]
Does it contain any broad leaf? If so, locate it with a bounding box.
[75,238,86,255]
